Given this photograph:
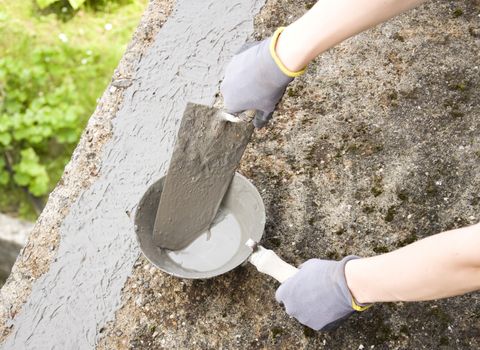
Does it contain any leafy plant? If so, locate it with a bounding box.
[36,0,131,10]
[12,148,49,196]
[0,158,8,185]
[36,0,86,10]
[0,0,145,217]
[0,41,98,196]
[0,38,101,204]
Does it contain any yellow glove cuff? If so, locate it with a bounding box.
[269,27,307,78]
[351,298,372,312]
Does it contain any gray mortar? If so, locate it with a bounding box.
[135,173,264,279]
[0,0,265,349]
[153,103,253,250]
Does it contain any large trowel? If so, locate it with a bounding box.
[152,103,257,250]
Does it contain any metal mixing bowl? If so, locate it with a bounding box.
[134,173,265,279]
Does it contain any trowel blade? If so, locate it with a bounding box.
[152,102,254,250]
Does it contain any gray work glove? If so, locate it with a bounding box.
[220,27,305,128]
[275,256,371,331]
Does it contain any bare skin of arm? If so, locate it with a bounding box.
[270,0,480,304]
[345,223,480,303]
[275,0,426,72]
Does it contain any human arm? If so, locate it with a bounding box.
[221,0,426,127]
[276,0,426,72]
[345,223,480,303]
[276,223,480,330]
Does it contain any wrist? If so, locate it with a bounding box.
[271,27,308,77]
[345,258,374,305]
[274,26,311,73]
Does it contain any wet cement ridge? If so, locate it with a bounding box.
[1,0,264,348]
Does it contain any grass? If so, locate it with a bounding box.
[0,0,146,219]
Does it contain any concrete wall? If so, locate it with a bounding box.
[1,0,479,349]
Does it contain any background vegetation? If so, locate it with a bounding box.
[0,0,146,219]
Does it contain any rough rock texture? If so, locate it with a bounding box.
[2,0,480,349]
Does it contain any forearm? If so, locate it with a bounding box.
[345,223,480,303]
[276,0,426,71]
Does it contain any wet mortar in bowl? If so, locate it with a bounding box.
[134,173,265,279]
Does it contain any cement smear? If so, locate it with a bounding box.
[1,0,265,348]
[153,103,253,250]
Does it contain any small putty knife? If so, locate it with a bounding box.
[153,103,256,250]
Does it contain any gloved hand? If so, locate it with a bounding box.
[275,256,371,331]
[220,27,306,128]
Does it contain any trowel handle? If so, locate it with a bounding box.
[248,245,299,283]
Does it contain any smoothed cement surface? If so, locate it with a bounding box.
[1,0,264,348]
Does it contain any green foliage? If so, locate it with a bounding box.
[68,0,87,9]
[1,47,86,140]
[13,148,49,196]
[0,0,146,217]
[0,158,8,185]
[36,0,62,9]
[0,41,99,198]
[36,0,128,10]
